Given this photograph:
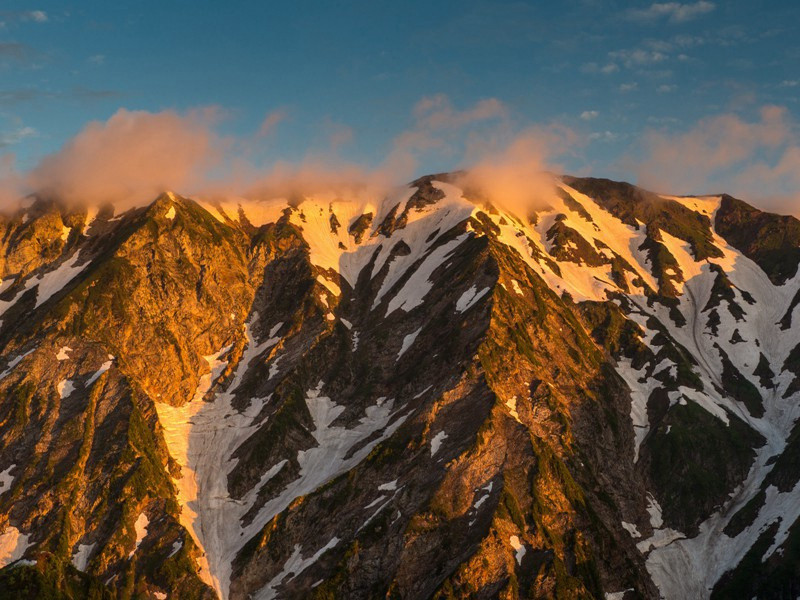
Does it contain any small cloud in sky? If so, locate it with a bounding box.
[412,94,507,130]
[673,34,706,47]
[608,48,669,68]
[0,42,32,60]
[0,126,36,147]
[644,39,673,53]
[620,82,639,92]
[580,110,599,121]
[589,131,619,143]
[0,10,48,26]
[628,2,715,23]
[257,109,288,138]
[647,116,680,125]
[88,54,105,65]
[26,10,47,22]
[779,80,799,88]
[657,84,677,93]
[321,118,354,150]
[580,62,619,74]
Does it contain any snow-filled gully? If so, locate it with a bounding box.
[156,326,408,599]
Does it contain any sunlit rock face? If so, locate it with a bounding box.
[1,175,800,599]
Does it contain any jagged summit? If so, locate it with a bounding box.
[1,173,800,599]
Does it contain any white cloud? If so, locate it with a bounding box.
[28,10,47,22]
[672,34,706,47]
[628,2,715,23]
[580,62,619,74]
[589,131,619,142]
[779,80,799,88]
[580,110,599,121]
[620,82,639,93]
[609,48,669,68]
[657,84,677,93]
[0,126,36,147]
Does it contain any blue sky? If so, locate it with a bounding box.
[1,1,799,208]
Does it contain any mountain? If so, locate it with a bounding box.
[0,174,799,600]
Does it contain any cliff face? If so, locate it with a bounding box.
[0,178,799,600]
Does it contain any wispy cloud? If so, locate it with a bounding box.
[0,41,45,68]
[0,42,32,61]
[0,87,122,106]
[457,123,579,214]
[0,126,36,148]
[412,94,507,130]
[620,82,639,92]
[257,109,288,138]
[580,110,599,121]
[589,131,619,143]
[25,10,47,23]
[628,2,716,23]
[0,10,48,26]
[629,105,800,213]
[580,62,619,74]
[608,48,669,68]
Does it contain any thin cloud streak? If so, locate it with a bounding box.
[627,2,716,23]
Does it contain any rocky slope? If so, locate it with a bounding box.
[0,175,799,599]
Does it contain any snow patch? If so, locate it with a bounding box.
[57,379,75,399]
[397,327,421,359]
[622,521,641,538]
[505,396,522,423]
[0,349,34,382]
[0,527,31,568]
[256,537,340,599]
[128,512,149,558]
[33,252,90,308]
[430,431,448,456]
[268,356,282,380]
[384,234,469,315]
[0,465,15,495]
[71,543,95,571]
[509,535,526,565]
[316,275,341,296]
[455,285,491,313]
[86,357,114,386]
[646,494,663,529]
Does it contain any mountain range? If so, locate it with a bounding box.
[0,173,799,599]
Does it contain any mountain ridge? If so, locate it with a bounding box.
[1,174,799,599]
